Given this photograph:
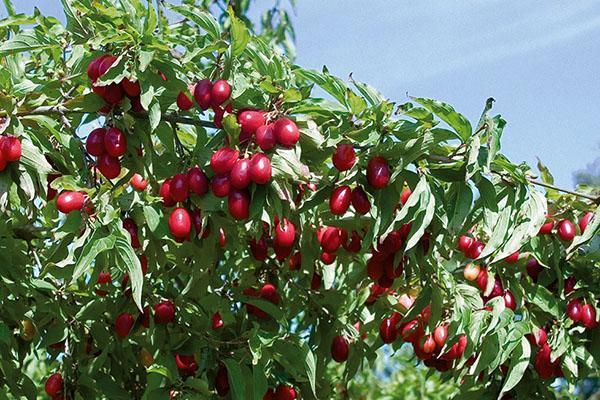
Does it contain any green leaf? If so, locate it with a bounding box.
[411,97,472,141]
[169,5,221,39]
[0,30,59,56]
[115,237,143,311]
[71,231,116,283]
[222,359,247,400]
[228,7,250,57]
[498,337,531,397]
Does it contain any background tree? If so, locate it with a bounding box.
[0,1,598,399]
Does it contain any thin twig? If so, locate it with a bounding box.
[527,178,599,204]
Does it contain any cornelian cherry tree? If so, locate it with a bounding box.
[0,1,598,399]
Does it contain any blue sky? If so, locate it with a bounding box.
[4,1,600,188]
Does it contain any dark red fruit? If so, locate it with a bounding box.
[56,191,85,214]
[45,373,63,396]
[320,226,343,253]
[567,298,583,322]
[130,96,144,112]
[344,230,362,253]
[320,251,336,264]
[114,312,135,338]
[350,186,371,215]
[228,188,250,220]
[87,55,106,81]
[564,277,577,295]
[249,153,272,184]
[250,236,269,261]
[332,144,356,171]
[210,147,239,175]
[169,207,191,240]
[526,258,543,282]
[379,317,398,344]
[95,271,112,296]
[237,110,266,136]
[274,117,300,147]
[457,235,474,253]
[193,79,212,110]
[86,128,106,156]
[476,268,488,291]
[581,304,598,329]
[103,83,124,104]
[256,124,276,151]
[538,220,554,235]
[329,185,351,215]
[310,272,322,290]
[503,290,516,311]
[556,219,576,241]
[230,158,252,189]
[331,335,349,362]
[175,354,198,376]
[579,212,594,233]
[210,79,231,107]
[188,166,209,196]
[441,335,467,360]
[211,174,231,197]
[121,79,141,97]
[169,173,189,202]
[97,153,121,179]
[465,240,485,259]
[505,251,519,264]
[366,156,390,189]
[401,319,422,343]
[275,384,296,400]
[97,55,117,76]
[433,324,448,349]
[177,91,194,110]
[104,127,128,158]
[274,218,296,248]
[379,230,403,254]
[160,179,176,207]
[400,187,412,205]
[154,300,176,324]
[215,364,229,396]
[212,312,224,329]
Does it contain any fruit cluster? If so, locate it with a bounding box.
[85,126,127,179]
[87,54,142,111]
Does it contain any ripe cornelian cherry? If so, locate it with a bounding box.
[97,153,121,179]
[0,135,21,162]
[121,79,141,97]
[433,324,448,349]
[228,188,250,220]
[457,235,474,253]
[400,187,412,205]
[581,304,598,329]
[211,174,231,197]
[526,258,543,281]
[87,55,107,81]
[154,300,176,324]
[274,218,296,248]
[556,219,576,241]
[320,226,343,253]
[212,312,224,329]
[169,173,189,202]
[538,220,554,235]
[465,240,484,259]
[351,186,371,215]
[331,335,349,362]
[97,55,116,76]
[215,364,230,396]
[160,179,176,207]
[332,144,356,171]
[250,236,269,261]
[237,110,266,136]
[187,166,209,196]
[256,124,276,151]
[104,127,128,157]
[329,185,352,215]
[320,251,336,264]
[379,317,398,344]
[505,251,519,264]
[86,128,106,156]
[210,147,239,175]
[366,156,390,189]
[45,373,63,397]
[130,173,148,191]
[56,191,85,214]
[177,91,194,110]
[103,83,124,104]
[503,290,516,310]
[114,312,135,338]
[175,354,198,376]
[249,153,272,184]
[193,79,212,110]
[274,117,300,147]
[579,211,594,233]
[230,158,252,189]
[210,79,231,107]
[476,267,488,291]
[275,384,297,400]
[168,207,191,239]
[567,299,582,322]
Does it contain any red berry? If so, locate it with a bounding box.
[169,207,191,240]
[556,219,576,241]
[249,153,272,184]
[465,240,485,259]
[169,173,190,202]
[505,251,519,264]
[87,55,107,81]
[193,79,212,110]
[433,324,448,349]
[320,226,343,253]
[45,373,63,396]
[256,124,276,151]
[97,55,117,77]
[210,147,239,175]
[103,83,124,104]
[366,156,390,189]
[56,191,85,214]
[538,220,554,235]
[275,384,296,400]
[274,117,300,147]
[343,230,362,253]
[130,173,148,191]
[154,300,176,324]
[274,218,296,248]
[215,364,230,396]
[228,188,250,220]
[379,317,398,344]
[212,312,224,329]
[210,79,231,107]
[114,312,135,338]
[503,290,516,311]
[331,335,349,362]
[332,144,356,171]
[567,299,582,322]
[264,388,276,400]
[579,211,594,233]
[351,186,371,215]
[237,110,266,136]
[250,236,269,261]
[104,127,127,157]
[175,354,198,376]
[379,230,403,254]
[230,158,252,189]
[86,128,106,156]
[526,258,543,282]
[422,334,436,354]
[457,235,474,253]
[187,166,209,196]
[400,187,412,205]
[177,91,194,110]
[401,319,422,343]
[121,79,141,97]
[211,174,231,197]
[97,153,121,179]
[160,179,176,207]
[564,276,577,295]
[320,251,336,264]
[130,96,144,112]
[0,152,6,171]
[581,304,598,329]
[476,268,488,291]
[0,135,22,162]
[441,335,467,360]
[329,185,351,215]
